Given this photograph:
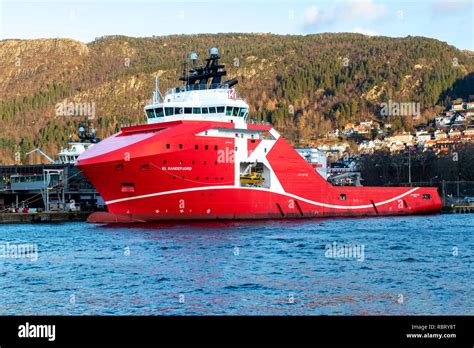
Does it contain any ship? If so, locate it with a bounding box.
[76,48,442,223]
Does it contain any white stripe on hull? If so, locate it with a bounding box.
[105,185,419,210]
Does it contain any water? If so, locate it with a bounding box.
[0,214,472,315]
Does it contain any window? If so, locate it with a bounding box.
[232,107,239,116]
[154,108,165,117]
[423,194,431,200]
[340,194,346,200]
[163,160,167,164]
[194,145,199,150]
[166,144,170,149]
[165,107,174,116]
[193,107,201,114]
[202,107,209,114]
[217,106,225,113]
[214,145,218,150]
[205,145,209,150]
[184,107,192,114]
[175,107,184,114]
[209,107,216,114]
[226,106,233,116]
[179,144,183,149]
[146,109,155,118]
[239,108,248,117]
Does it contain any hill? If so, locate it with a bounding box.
[0,33,473,164]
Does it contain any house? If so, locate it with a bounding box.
[390,132,414,143]
[449,129,462,138]
[434,130,448,140]
[451,103,464,111]
[463,128,474,138]
[353,125,369,134]
[465,102,474,109]
[423,140,437,149]
[416,131,432,143]
[436,115,451,126]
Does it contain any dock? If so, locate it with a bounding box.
[0,211,92,223]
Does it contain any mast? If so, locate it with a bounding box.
[179,48,237,89]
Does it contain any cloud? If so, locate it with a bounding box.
[351,27,378,36]
[345,0,387,21]
[303,0,388,28]
[432,0,471,12]
[304,5,320,27]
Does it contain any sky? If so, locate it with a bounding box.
[0,0,472,50]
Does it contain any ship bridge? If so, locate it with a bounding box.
[144,48,249,125]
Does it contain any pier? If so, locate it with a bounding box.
[0,163,102,223]
[0,211,92,223]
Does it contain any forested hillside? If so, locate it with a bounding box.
[0,33,473,164]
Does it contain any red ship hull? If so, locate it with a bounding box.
[77,120,442,223]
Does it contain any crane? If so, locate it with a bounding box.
[25,148,57,164]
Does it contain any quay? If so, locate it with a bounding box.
[0,211,92,223]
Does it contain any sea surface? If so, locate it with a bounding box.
[0,214,472,315]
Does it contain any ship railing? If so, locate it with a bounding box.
[166,83,233,94]
[247,119,272,126]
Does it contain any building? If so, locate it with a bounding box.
[434,130,448,140]
[416,131,432,144]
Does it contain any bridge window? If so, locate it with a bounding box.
[184,107,192,114]
[217,106,225,113]
[232,107,239,116]
[193,107,201,114]
[154,108,164,117]
[209,107,216,114]
[202,107,209,114]
[146,109,155,118]
[239,108,248,117]
[165,107,174,116]
[175,107,184,114]
[226,106,233,116]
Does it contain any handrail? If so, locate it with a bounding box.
[166,83,233,94]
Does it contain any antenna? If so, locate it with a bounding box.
[154,76,160,103]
